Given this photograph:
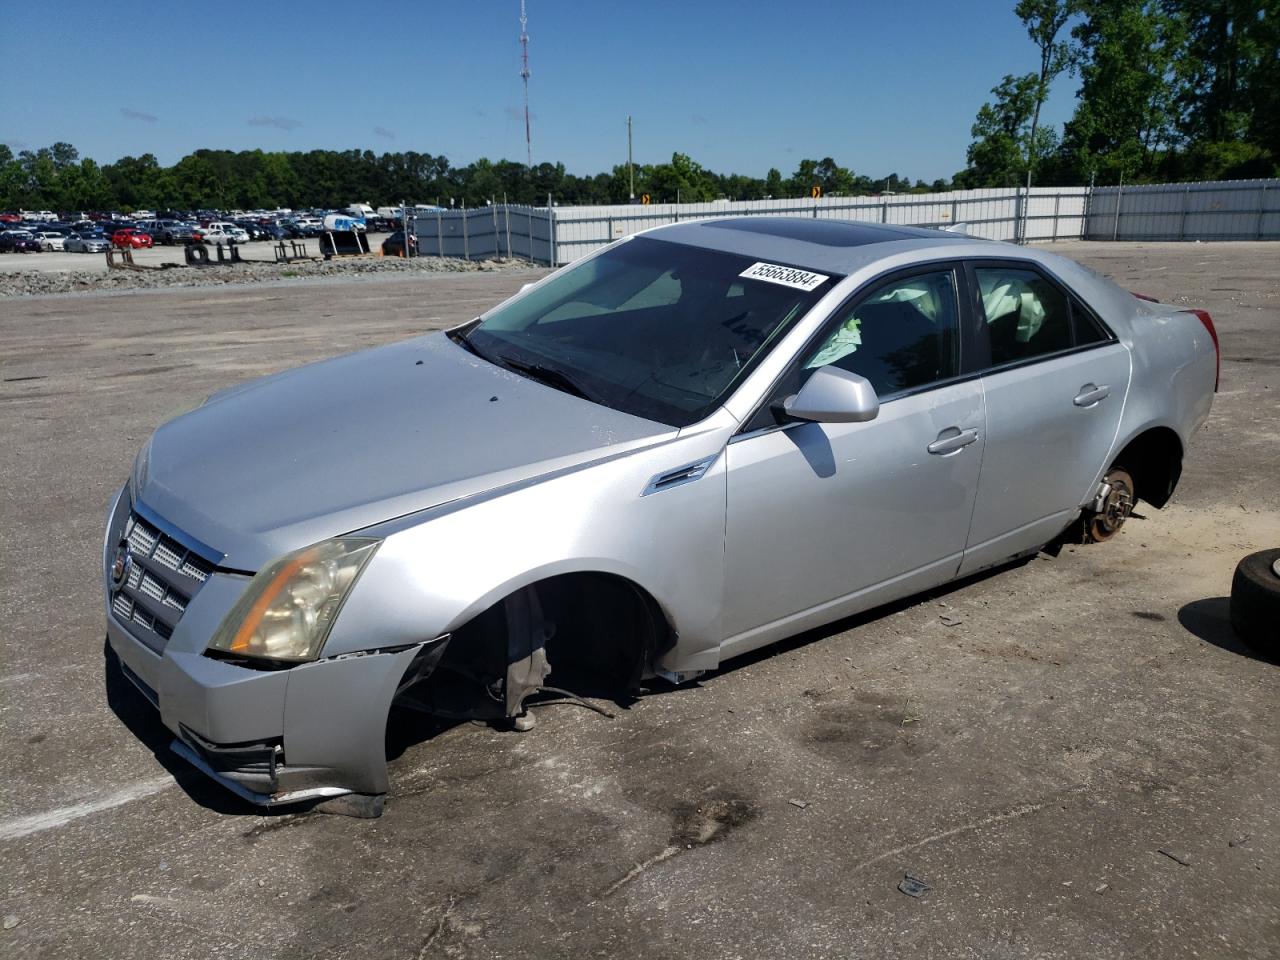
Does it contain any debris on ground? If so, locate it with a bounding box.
[788,799,809,809]
[0,255,531,297]
[1095,883,1110,894]
[1158,848,1191,866]
[3,916,20,930]
[898,874,933,898]
[939,614,964,627]
[1229,835,1251,848]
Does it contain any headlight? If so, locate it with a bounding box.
[130,436,152,496]
[207,538,380,663]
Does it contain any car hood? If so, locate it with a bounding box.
[135,333,674,570]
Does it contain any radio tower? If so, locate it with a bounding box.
[519,0,532,168]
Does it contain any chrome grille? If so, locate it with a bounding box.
[108,510,217,653]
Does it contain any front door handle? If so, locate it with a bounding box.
[1073,383,1111,407]
[927,427,979,456]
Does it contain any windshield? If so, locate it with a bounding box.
[467,237,837,426]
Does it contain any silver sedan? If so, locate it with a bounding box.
[104,218,1218,815]
[65,232,111,253]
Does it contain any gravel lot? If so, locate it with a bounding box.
[1,242,1277,959]
[0,234,525,297]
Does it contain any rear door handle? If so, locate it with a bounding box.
[1073,383,1111,407]
[927,427,979,456]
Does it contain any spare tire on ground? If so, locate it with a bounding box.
[1230,548,1280,656]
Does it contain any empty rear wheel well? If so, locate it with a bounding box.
[1113,428,1183,508]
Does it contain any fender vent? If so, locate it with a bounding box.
[642,456,717,496]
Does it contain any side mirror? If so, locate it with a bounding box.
[782,366,880,424]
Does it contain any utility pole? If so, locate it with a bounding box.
[627,115,634,201]
[520,0,532,168]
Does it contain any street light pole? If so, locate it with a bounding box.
[627,115,634,201]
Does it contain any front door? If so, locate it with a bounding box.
[721,265,986,654]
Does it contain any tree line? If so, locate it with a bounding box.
[960,0,1278,187]
[1,0,1274,212]
[0,142,936,212]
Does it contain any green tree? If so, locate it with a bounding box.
[959,74,1040,186]
[1016,0,1076,183]
[1166,0,1278,177]
[1062,0,1180,181]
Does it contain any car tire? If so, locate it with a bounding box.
[1230,548,1280,656]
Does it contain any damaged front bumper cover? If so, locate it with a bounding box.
[171,729,351,808]
[107,608,451,813]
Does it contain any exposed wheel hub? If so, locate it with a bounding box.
[1087,468,1135,542]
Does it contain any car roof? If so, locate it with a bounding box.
[645,216,973,274]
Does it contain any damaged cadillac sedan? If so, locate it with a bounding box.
[104,217,1219,816]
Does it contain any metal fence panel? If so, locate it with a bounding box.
[413,205,556,264]
[1083,179,1280,241]
[543,188,1089,263]
[412,178,1275,268]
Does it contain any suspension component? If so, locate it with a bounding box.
[1085,467,1135,542]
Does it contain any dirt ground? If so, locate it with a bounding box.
[0,233,394,274]
[0,241,1277,959]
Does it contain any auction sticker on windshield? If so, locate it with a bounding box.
[739,261,830,292]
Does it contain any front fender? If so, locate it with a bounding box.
[322,432,730,673]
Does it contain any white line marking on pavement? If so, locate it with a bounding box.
[0,776,174,841]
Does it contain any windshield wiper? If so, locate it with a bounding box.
[446,324,489,361]
[494,356,596,402]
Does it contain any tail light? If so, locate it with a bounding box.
[1187,309,1220,392]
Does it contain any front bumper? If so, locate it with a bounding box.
[104,485,428,808]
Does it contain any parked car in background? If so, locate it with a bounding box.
[0,230,43,252]
[260,223,290,241]
[380,230,418,257]
[112,228,154,249]
[233,221,269,241]
[152,220,194,245]
[193,223,249,245]
[33,230,66,251]
[292,216,324,237]
[64,232,112,253]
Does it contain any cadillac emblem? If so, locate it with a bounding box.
[110,541,133,589]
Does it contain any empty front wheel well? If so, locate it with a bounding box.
[1113,427,1183,508]
[533,573,673,695]
[397,573,674,720]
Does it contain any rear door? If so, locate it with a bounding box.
[959,260,1130,575]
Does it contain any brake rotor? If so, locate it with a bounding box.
[1087,467,1135,542]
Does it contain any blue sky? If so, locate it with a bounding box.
[1,0,1079,182]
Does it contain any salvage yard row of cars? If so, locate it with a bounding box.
[0,208,401,254]
[103,216,1227,817]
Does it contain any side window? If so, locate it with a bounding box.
[974,267,1072,365]
[801,269,960,398]
[1071,295,1111,346]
